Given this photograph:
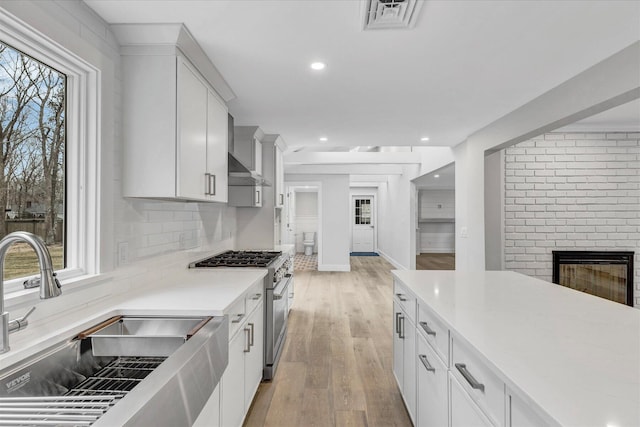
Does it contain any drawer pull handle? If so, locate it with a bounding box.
[395,312,402,334]
[419,354,435,372]
[244,327,251,352]
[455,363,485,392]
[395,293,407,302]
[252,293,262,300]
[419,321,436,336]
[231,313,245,323]
[248,322,255,347]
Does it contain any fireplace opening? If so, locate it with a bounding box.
[552,251,634,306]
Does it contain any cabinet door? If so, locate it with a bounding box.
[417,334,448,427]
[450,373,493,427]
[244,301,264,411]
[193,382,220,427]
[254,138,263,175]
[221,327,246,427]
[177,58,208,200]
[255,186,263,207]
[206,90,228,203]
[393,301,404,390]
[402,314,417,423]
[274,145,284,208]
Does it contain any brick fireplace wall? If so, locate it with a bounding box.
[503,132,640,308]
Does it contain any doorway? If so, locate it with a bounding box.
[412,164,456,270]
[351,195,376,254]
[285,183,321,271]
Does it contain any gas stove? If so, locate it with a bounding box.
[189,250,282,268]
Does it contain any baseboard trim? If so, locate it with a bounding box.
[318,264,351,272]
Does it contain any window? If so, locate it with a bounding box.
[1,8,100,294]
[1,40,66,280]
[354,198,371,225]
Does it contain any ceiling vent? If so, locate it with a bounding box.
[362,0,423,30]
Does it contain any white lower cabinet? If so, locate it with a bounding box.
[393,299,417,423]
[221,295,264,427]
[450,373,494,427]
[193,383,221,427]
[243,303,264,412]
[416,332,448,427]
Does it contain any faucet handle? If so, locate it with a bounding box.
[8,306,36,334]
[23,277,40,289]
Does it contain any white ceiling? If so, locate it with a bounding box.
[85,0,640,152]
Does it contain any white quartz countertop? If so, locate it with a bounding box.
[1,268,267,368]
[391,270,640,427]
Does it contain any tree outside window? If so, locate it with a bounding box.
[0,40,65,279]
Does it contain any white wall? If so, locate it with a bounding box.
[485,150,504,270]
[503,132,640,307]
[0,1,236,271]
[286,174,350,271]
[418,189,455,253]
[294,192,318,253]
[378,164,420,269]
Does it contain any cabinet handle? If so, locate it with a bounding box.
[256,189,261,205]
[396,293,407,302]
[231,313,245,323]
[395,312,402,334]
[210,174,216,196]
[419,354,435,373]
[248,322,254,347]
[419,321,437,336]
[455,363,485,392]
[279,193,284,205]
[252,293,262,300]
[244,327,251,352]
[399,315,405,339]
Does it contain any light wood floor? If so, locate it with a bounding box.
[416,253,455,270]
[244,256,412,427]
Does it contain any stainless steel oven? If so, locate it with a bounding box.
[265,272,291,379]
[189,250,293,380]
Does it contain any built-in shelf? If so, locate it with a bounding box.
[419,218,455,223]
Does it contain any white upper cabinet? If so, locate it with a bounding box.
[274,142,285,208]
[115,24,231,202]
[206,89,229,202]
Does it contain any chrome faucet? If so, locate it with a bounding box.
[1,231,62,354]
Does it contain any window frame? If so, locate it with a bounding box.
[0,9,100,295]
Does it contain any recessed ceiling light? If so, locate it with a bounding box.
[319,137,328,142]
[434,174,440,178]
[420,137,430,142]
[310,62,326,70]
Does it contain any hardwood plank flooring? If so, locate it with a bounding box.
[244,256,412,427]
[416,253,455,270]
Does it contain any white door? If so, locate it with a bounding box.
[352,196,374,253]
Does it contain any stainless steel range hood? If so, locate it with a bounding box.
[228,153,272,186]
[227,113,271,186]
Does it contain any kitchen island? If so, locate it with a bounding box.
[391,270,640,427]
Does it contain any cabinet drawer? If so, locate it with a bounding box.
[451,335,504,426]
[394,280,416,323]
[245,282,263,315]
[226,297,246,338]
[417,333,448,427]
[417,303,449,366]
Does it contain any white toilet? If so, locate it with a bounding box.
[303,232,315,256]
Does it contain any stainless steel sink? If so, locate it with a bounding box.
[0,314,228,426]
[88,316,209,357]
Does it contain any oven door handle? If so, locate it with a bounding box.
[273,275,292,300]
